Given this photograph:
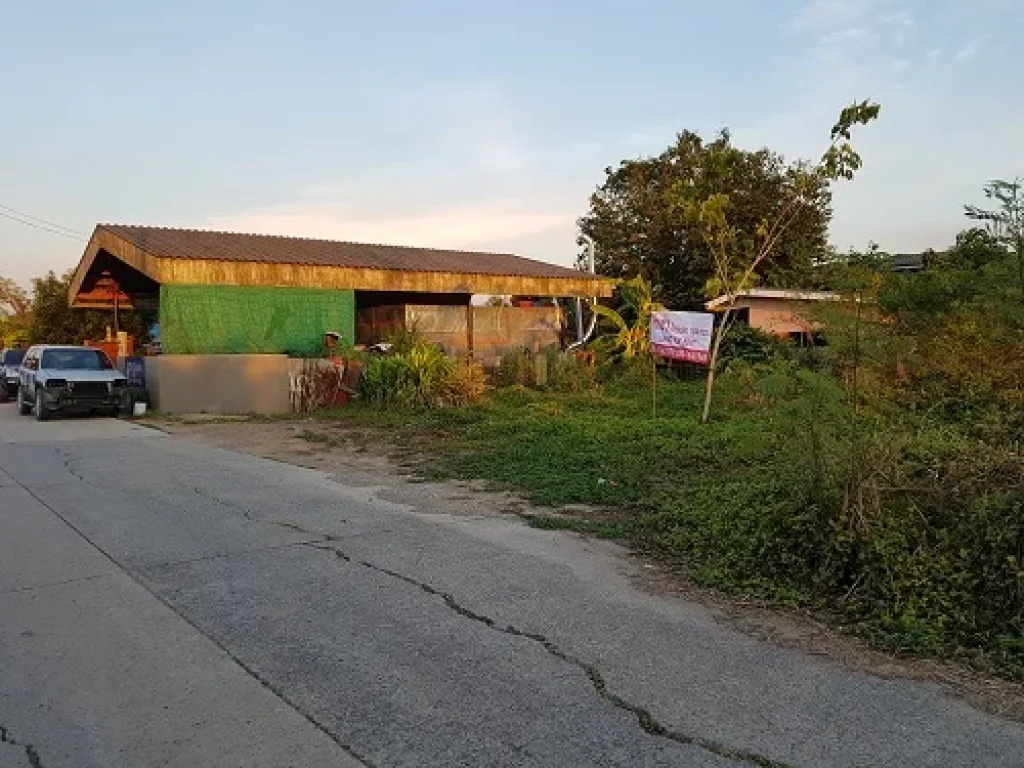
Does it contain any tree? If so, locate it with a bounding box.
[580,130,832,310]
[691,100,881,423]
[0,277,32,345]
[964,178,1024,301]
[29,270,152,346]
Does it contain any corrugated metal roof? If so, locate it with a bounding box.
[705,289,840,310]
[98,225,598,281]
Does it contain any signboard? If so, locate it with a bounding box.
[650,311,714,365]
[124,356,146,389]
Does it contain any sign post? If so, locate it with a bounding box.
[652,355,657,419]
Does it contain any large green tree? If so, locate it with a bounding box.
[580,129,832,310]
[29,270,151,346]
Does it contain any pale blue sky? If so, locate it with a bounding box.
[2,0,1022,285]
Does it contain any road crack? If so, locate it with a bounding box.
[54,449,87,483]
[1,725,44,767]
[188,485,255,521]
[310,543,791,768]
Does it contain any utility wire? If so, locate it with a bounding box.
[0,203,85,236]
[0,207,86,241]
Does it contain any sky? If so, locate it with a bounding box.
[1,0,1022,286]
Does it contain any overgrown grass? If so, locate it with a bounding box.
[324,370,1023,680]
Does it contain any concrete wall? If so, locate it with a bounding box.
[145,354,291,415]
[472,305,561,369]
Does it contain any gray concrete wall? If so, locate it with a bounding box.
[145,355,291,415]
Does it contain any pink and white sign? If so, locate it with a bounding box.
[650,311,714,365]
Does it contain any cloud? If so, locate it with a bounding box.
[203,3,1024,271]
[954,35,990,62]
[789,0,889,31]
[955,44,978,62]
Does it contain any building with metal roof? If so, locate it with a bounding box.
[69,225,613,357]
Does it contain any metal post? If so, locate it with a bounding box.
[568,234,598,350]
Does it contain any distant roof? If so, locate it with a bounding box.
[890,253,926,272]
[96,224,598,282]
[705,288,840,310]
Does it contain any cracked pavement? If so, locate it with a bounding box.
[0,410,1022,766]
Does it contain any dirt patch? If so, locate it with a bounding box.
[153,418,536,519]
[153,416,1024,724]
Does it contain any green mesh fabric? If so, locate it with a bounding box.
[159,285,355,355]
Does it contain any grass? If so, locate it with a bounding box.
[358,381,780,511]
[324,381,732,506]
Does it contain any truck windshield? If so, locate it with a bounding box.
[3,349,26,366]
[40,349,114,371]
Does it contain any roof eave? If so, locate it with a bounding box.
[70,227,615,301]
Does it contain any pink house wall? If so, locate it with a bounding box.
[742,297,818,336]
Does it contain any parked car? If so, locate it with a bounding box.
[0,348,26,402]
[18,345,127,421]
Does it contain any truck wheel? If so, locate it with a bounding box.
[18,392,31,416]
[34,390,50,422]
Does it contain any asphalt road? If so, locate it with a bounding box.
[0,407,1022,768]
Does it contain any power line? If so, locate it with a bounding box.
[0,203,86,236]
[0,208,86,241]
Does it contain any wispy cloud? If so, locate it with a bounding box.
[954,35,990,62]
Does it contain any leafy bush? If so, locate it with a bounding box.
[360,334,486,407]
[717,323,788,366]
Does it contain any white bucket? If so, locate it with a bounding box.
[133,402,148,417]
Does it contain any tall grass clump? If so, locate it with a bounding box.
[361,332,486,407]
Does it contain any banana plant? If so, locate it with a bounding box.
[591,276,664,359]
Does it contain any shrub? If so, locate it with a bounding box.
[361,334,486,408]
[439,358,488,406]
[490,349,600,393]
[493,350,535,388]
[718,323,788,366]
[544,350,600,392]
